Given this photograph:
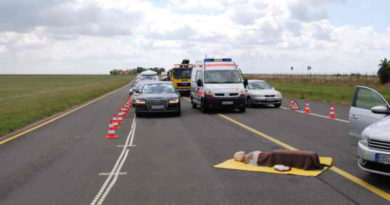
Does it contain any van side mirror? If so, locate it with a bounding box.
[371,105,390,115]
[197,79,203,87]
[243,79,248,88]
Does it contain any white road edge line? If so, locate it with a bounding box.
[280,106,350,123]
[90,116,136,205]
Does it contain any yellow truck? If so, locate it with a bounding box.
[169,59,194,96]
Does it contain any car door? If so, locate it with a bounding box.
[349,86,389,139]
[193,70,203,103]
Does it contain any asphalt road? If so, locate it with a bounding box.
[0,85,389,205]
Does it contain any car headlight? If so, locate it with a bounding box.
[136,99,146,104]
[359,139,368,146]
[359,128,371,146]
[276,93,282,98]
[169,98,179,104]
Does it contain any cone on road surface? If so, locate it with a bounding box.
[289,100,300,111]
[105,129,119,139]
[108,122,120,130]
[328,104,336,119]
[304,100,312,113]
[111,116,124,124]
[120,107,129,114]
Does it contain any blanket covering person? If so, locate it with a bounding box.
[233,150,324,170]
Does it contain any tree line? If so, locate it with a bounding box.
[110,67,165,76]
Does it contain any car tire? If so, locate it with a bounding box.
[200,99,208,113]
[247,97,252,107]
[176,110,181,116]
[135,112,143,118]
[274,103,281,108]
[239,107,246,113]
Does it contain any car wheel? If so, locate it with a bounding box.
[135,112,143,118]
[274,103,281,108]
[239,107,246,113]
[200,99,208,113]
[176,110,181,116]
[247,97,252,107]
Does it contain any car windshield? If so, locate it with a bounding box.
[204,70,242,83]
[173,69,192,79]
[142,84,175,94]
[248,81,272,90]
[140,76,158,81]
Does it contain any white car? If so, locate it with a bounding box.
[246,80,282,107]
[349,86,390,176]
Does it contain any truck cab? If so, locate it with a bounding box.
[190,58,247,113]
[170,59,193,96]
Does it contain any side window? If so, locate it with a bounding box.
[353,87,388,110]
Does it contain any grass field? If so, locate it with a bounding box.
[245,74,390,105]
[0,75,133,137]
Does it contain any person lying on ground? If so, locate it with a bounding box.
[233,150,325,170]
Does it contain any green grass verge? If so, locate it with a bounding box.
[0,75,133,137]
[267,81,390,105]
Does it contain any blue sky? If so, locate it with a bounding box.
[329,0,390,32]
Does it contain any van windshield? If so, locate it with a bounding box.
[204,70,242,83]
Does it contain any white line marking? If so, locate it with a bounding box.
[97,149,129,205]
[117,145,136,147]
[280,106,350,123]
[99,172,127,176]
[91,116,136,205]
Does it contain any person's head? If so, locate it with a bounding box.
[233,151,246,162]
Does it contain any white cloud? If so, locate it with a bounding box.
[0,0,388,74]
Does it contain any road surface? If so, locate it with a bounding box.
[0,84,389,205]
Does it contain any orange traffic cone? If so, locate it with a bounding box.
[304,100,312,113]
[111,116,124,124]
[328,104,336,119]
[105,129,119,139]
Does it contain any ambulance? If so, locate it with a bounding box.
[190,58,248,113]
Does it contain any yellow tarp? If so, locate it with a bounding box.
[214,157,333,177]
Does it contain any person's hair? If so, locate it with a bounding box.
[233,151,245,162]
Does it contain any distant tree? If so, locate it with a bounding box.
[110,69,122,75]
[377,58,390,84]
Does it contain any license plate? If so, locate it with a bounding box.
[375,153,390,165]
[222,101,234,105]
[151,105,164,109]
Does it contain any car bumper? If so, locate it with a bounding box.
[204,96,246,109]
[135,103,180,113]
[250,97,282,104]
[357,141,390,176]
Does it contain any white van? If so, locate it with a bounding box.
[139,70,159,82]
[190,58,248,113]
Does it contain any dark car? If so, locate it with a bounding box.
[134,82,181,117]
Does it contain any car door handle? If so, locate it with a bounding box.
[350,114,358,120]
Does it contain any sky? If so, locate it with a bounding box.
[0,0,389,74]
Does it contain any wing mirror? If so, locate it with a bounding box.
[197,79,203,87]
[243,79,248,88]
[371,105,390,115]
